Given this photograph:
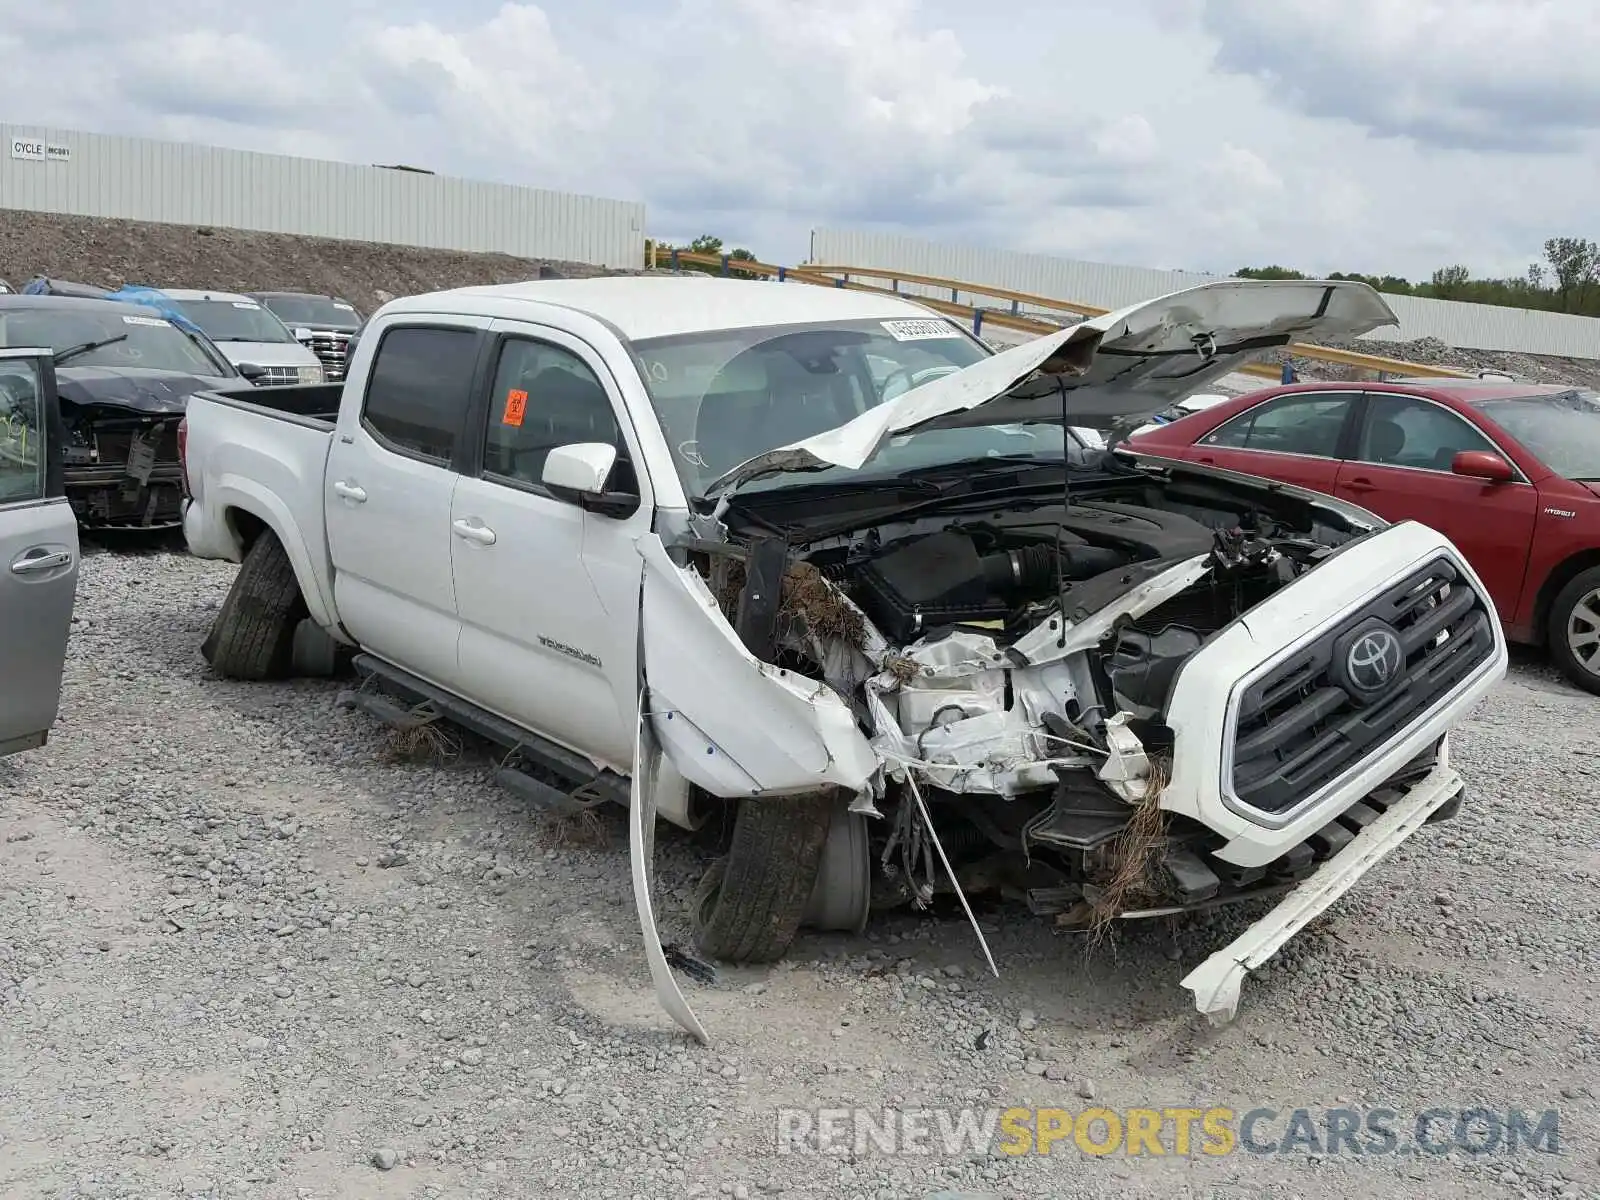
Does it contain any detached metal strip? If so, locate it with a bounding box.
[1181,751,1460,1026]
[629,693,709,1045]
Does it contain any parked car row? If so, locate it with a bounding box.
[0,280,365,529]
[17,276,365,380]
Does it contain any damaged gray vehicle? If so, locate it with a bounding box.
[178,275,1508,1043]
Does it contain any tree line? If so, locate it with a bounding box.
[1237,237,1600,317]
[646,235,761,279]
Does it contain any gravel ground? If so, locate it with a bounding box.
[1,546,1597,1200]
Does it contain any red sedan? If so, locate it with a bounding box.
[1129,377,1600,694]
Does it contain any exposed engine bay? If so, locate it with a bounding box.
[699,463,1390,929]
[62,405,186,529]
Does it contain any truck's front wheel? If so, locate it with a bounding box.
[693,790,836,963]
[203,530,306,681]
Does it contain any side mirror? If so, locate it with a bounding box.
[542,442,639,518]
[236,362,266,381]
[1451,450,1514,483]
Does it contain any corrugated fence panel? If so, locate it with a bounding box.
[811,229,1600,360]
[0,124,645,268]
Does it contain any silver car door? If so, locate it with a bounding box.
[0,347,79,758]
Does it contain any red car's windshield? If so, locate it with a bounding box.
[1471,389,1600,481]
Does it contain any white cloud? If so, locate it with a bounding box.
[1195,0,1600,151]
[1,0,1598,288]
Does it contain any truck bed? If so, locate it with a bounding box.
[197,382,343,429]
[182,382,343,626]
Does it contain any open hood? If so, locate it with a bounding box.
[703,278,1398,497]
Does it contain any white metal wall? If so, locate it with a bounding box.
[810,229,1600,360]
[1,125,646,268]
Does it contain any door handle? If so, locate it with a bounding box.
[452,519,497,546]
[1196,455,1215,465]
[1343,477,1377,493]
[10,549,73,575]
[332,481,367,502]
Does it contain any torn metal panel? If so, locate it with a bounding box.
[628,695,709,1044]
[638,534,878,798]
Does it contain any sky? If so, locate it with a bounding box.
[2,0,1596,282]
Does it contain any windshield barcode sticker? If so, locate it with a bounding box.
[231,301,261,309]
[121,315,168,327]
[880,319,961,341]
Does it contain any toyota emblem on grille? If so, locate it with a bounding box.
[1346,627,1403,694]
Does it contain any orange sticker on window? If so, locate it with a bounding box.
[502,388,528,427]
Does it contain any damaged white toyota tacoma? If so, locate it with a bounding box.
[177,275,1507,1043]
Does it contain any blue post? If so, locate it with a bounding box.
[777,266,787,282]
[1009,298,1019,316]
[834,276,844,288]
[720,255,730,276]
[1281,362,1297,384]
[973,310,985,337]
[892,279,901,294]
[951,287,959,302]
[670,249,680,271]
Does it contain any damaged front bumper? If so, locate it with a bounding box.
[1181,744,1463,1023]
[628,522,1505,1045]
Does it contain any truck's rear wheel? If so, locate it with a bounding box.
[202,531,306,681]
[693,790,836,963]
[1548,566,1600,696]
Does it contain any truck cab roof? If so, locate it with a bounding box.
[412,276,954,342]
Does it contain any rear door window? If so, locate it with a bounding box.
[361,326,482,465]
[1201,392,1357,458]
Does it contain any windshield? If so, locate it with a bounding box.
[258,295,362,328]
[174,298,296,343]
[632,317,1104,497]
[0,307,231,375]
[1471,389,1600,481]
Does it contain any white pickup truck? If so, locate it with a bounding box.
[179,276,1507,1043]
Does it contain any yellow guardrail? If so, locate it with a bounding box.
[646,247,1471,382]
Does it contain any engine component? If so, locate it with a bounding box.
[994,501,1217,562]
[853,529,1126,644]
[854,530,1049,642]
[1105,625,1205,718]
[1022,776,1132,853]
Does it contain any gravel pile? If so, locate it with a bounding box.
[1283,335,1600,391]
[0,211,640,314]
[0,543,1597,1199]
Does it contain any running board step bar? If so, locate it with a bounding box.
[346,654,630,810]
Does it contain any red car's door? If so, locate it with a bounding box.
[1333,392,1539,620]
[1183,390,1360,495]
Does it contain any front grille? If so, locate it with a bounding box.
[1229,556,1495,814]
[303,331,350,380]
[252,365,300,387]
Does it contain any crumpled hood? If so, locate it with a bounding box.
[704,278,1399,497]
[57,366,233,415]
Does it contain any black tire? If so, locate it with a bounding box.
[1547,565,1600,696]
[202,531,306,680]
[693,790,836,963]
